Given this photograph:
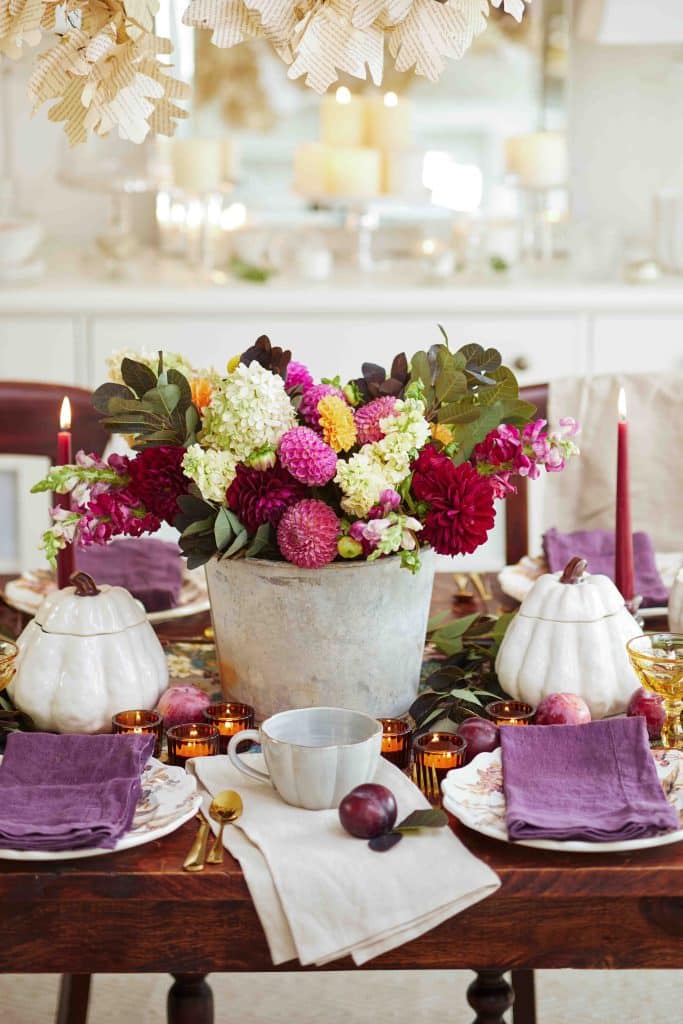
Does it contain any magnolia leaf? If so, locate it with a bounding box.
[409,691,445,723]
[121,357,158,399]
[92,382,134,414]
[395,808,448,831]
[450,688,482,705]
[368,831,403,852]
[167,367,193,409]
[107,396,158,417]
[431,613,480,645]
[185,404,200,443]
[142,383,181,417]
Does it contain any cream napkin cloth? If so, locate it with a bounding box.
[190,754,500,967]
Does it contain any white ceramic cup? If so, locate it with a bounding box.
[227,706,382,810]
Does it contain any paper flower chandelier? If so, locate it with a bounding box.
[0,0,529,144]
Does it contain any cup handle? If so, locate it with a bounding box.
[227,730,270,784]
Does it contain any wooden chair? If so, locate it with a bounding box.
[0,382,105,1024]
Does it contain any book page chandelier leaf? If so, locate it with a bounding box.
[0,0,529,144]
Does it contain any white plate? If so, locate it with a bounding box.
[442,747,683,854]
[498,552,682,608]
[0,757,201,861]
[2,569,209,625]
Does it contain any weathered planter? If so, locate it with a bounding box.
[205,550,435,720]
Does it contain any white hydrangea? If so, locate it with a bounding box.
[199,362,297,462]
[334,450,394,519]
[182,445,237,503]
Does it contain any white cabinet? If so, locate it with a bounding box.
[0,323,78,383]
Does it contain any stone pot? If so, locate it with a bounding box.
[205,550,435,720]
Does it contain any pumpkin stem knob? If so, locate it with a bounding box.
[69,572,101,597]
[560,557,588,584]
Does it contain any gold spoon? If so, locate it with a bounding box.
[206,790,243,865]
[183,815,211,872]
[453,573,474,600]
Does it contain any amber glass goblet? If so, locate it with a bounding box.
[627,633,683,750]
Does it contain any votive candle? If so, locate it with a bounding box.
[378,718,413,770]
[112,709,163,758]
[167,723,220,767]
[486,700,535,726]
[412,732,467,804]
[204,702,254,753]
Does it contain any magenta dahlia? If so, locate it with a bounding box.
[126,445,189,525]
[278,427,337,486]
[354,396,399,444]
[285,360,313,392]
[298,383,346,429]
[277,499,340,568]
[411,446,495,556]
[226,462,306,534]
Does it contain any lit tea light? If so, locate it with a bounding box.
[486,700,535,726]
[412,732,467,804]
[112,709,163,758]
[167,722,220,767]
[204,702,255,753]
[378,718,412,770]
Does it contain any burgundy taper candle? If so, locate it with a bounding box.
[56,396,75,589]
[615,387,634,602]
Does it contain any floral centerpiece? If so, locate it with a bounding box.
[34,332,579,718]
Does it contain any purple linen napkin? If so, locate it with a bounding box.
[76,538,183,612]
[543,528,668,607]
[0,733,154,852]
[500,719,679,843]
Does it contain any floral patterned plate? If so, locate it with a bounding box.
[442,747,683,853]
[0,757,201,861]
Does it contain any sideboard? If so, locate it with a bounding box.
[1,270,682,573]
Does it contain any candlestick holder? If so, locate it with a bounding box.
[412,732,467,804]
[112,709,163,758]
[486,700,535,727]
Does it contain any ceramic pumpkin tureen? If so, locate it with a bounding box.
[495,557,641,720]
[9,572,168,734]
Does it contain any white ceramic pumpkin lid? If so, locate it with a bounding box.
[34,572,147,636]
[518,557,627,623]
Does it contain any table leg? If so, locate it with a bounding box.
[511,969,536,1024]
[55,974,91,1024]
[467,970,514,1024]
[167,973,213,1024]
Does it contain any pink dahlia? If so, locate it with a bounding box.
[127,445,189,525]
[411,446,495,556]
[226,462,306,534]
[278,427,337,486]
[277,499,340,568]
[285,360,313,392]
[354,396,399,444]
[298,383,346,429]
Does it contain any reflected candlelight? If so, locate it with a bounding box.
[204,702,254,753]
[112,709,163,758]
[378,718,412,770]
[486,700,535,726]
[412,732,467,804]
[167,723,220,767]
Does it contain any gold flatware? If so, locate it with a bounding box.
[453,573,474,600]
[182,815,211,872]
[206,790,243,864]
[470,572,493,603]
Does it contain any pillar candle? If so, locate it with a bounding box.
[615,387,635,602]
[504,132,567,189]
[320,87,366,147]
[170,138,223,194]
[326,146,381,199]
[365,92,413,151]
[56,396,75,590]
[294,142,330,197]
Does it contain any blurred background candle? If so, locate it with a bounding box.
[486,700,535,726]
[167,723,219,767]
[56,396,74,590]
[615,387,635,602]
[326,146,381,198]
[366,91,413,150]
[204,701,254,753]
[112,709,163,758]
[320,86,366,147]
[169,137,224,194]
[504,131,568,189]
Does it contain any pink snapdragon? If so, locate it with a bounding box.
[472,417,580,496]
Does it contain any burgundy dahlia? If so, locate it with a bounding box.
[411,446,495,556]
[126,445,189,526]
[226,462,306,534]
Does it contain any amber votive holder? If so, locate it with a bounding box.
[204,702,255,753]
[167,722,220,768]
[378,718,413,771]
[412,732,467,804]
[485,700,535,726]
[112,709,163,758]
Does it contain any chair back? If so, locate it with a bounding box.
[504,384,549,565]
[0,382,107,461]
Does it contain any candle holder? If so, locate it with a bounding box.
[627,633,683,750]
[167,723,220,767]
[112,709,163,758]
[378,718,412,770]
[486,700,535,726]
[204,702,255,754]
[412,732,467,804]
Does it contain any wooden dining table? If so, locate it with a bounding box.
[0,573,681,1024]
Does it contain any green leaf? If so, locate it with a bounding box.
[245,523,272,559]
[395,809,448,831]
[224,529,248,557]
[181,516,215,538]
[167,368,193,409]
[431,613,480,647]
[368,832,403,852]
[92,382,134,414]
[427,610,451,631]
[177,493,216,518]
[450,688,482,705]
[186,550,213,570]
[224,509,244,535]
[142,384,181,418]
[497,398,538,425]
[121,357,158,399]
[185,404,200,444]
[434,349,468,406]
[214,508,236,551]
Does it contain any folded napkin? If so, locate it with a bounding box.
[500,718,679,843]
[77,538,183,612]
[543,528,668,608]
[0,732,154,852]
[190,754,500,967]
